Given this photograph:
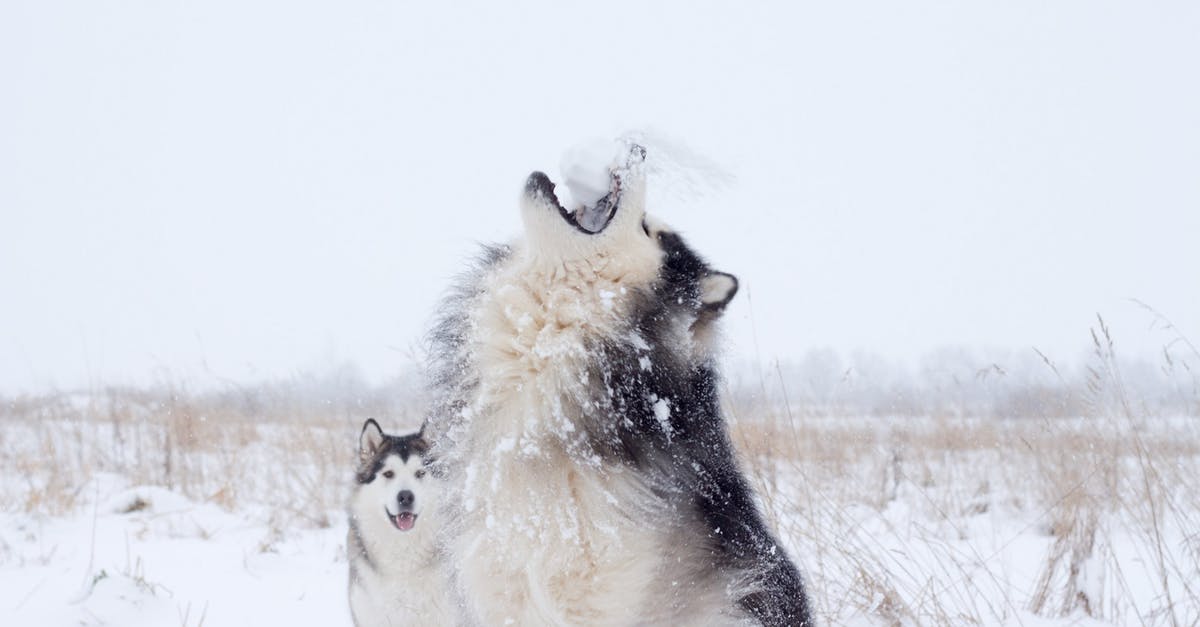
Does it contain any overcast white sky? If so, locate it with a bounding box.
[2,1,1197,394]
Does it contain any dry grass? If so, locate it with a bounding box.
[725,317,1200,625]
[0,380,424,537]
[2,324,1198,625]
[728,411,1200,625]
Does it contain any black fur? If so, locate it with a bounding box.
[588,230,812,626]
[355,420,431,485]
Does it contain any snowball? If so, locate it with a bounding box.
[558,138,624,209]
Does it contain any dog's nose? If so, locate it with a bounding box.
[397,490,414,507]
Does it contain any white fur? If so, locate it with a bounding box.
[349,453,457,626]
[444,168,752,625]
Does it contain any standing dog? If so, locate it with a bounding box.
[347,419,455,626]
[425,144,811,625]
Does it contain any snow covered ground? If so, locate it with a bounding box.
[0,477,348,626]
[738,415,1200,626]
[2,388,1197,626]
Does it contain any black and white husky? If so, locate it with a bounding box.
[347,419,456,626]
[426,145,812,625]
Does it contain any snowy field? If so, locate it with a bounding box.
[4,2,1198,625]
[2,378,1197,626]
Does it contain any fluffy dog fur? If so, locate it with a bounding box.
[347,420,456,626]
[425,146,811,626]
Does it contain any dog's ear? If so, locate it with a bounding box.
[359,419,385,461]
[700,272,738,313]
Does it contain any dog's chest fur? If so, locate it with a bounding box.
[348,508,455,625]
[448,252,744,626]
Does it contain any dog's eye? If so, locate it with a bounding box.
[642,219,651,237]
[382,470,395,479]
[415,469,426,479]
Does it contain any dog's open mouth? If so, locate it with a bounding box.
[525,171,620,235]
[388,509,417,531]
[525,141,645,236]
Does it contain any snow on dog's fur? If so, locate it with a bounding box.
[426,143,811,626]
[347,420,456,626]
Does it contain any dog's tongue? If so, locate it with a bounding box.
[394,512,416,531]
[573,199,615,233]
